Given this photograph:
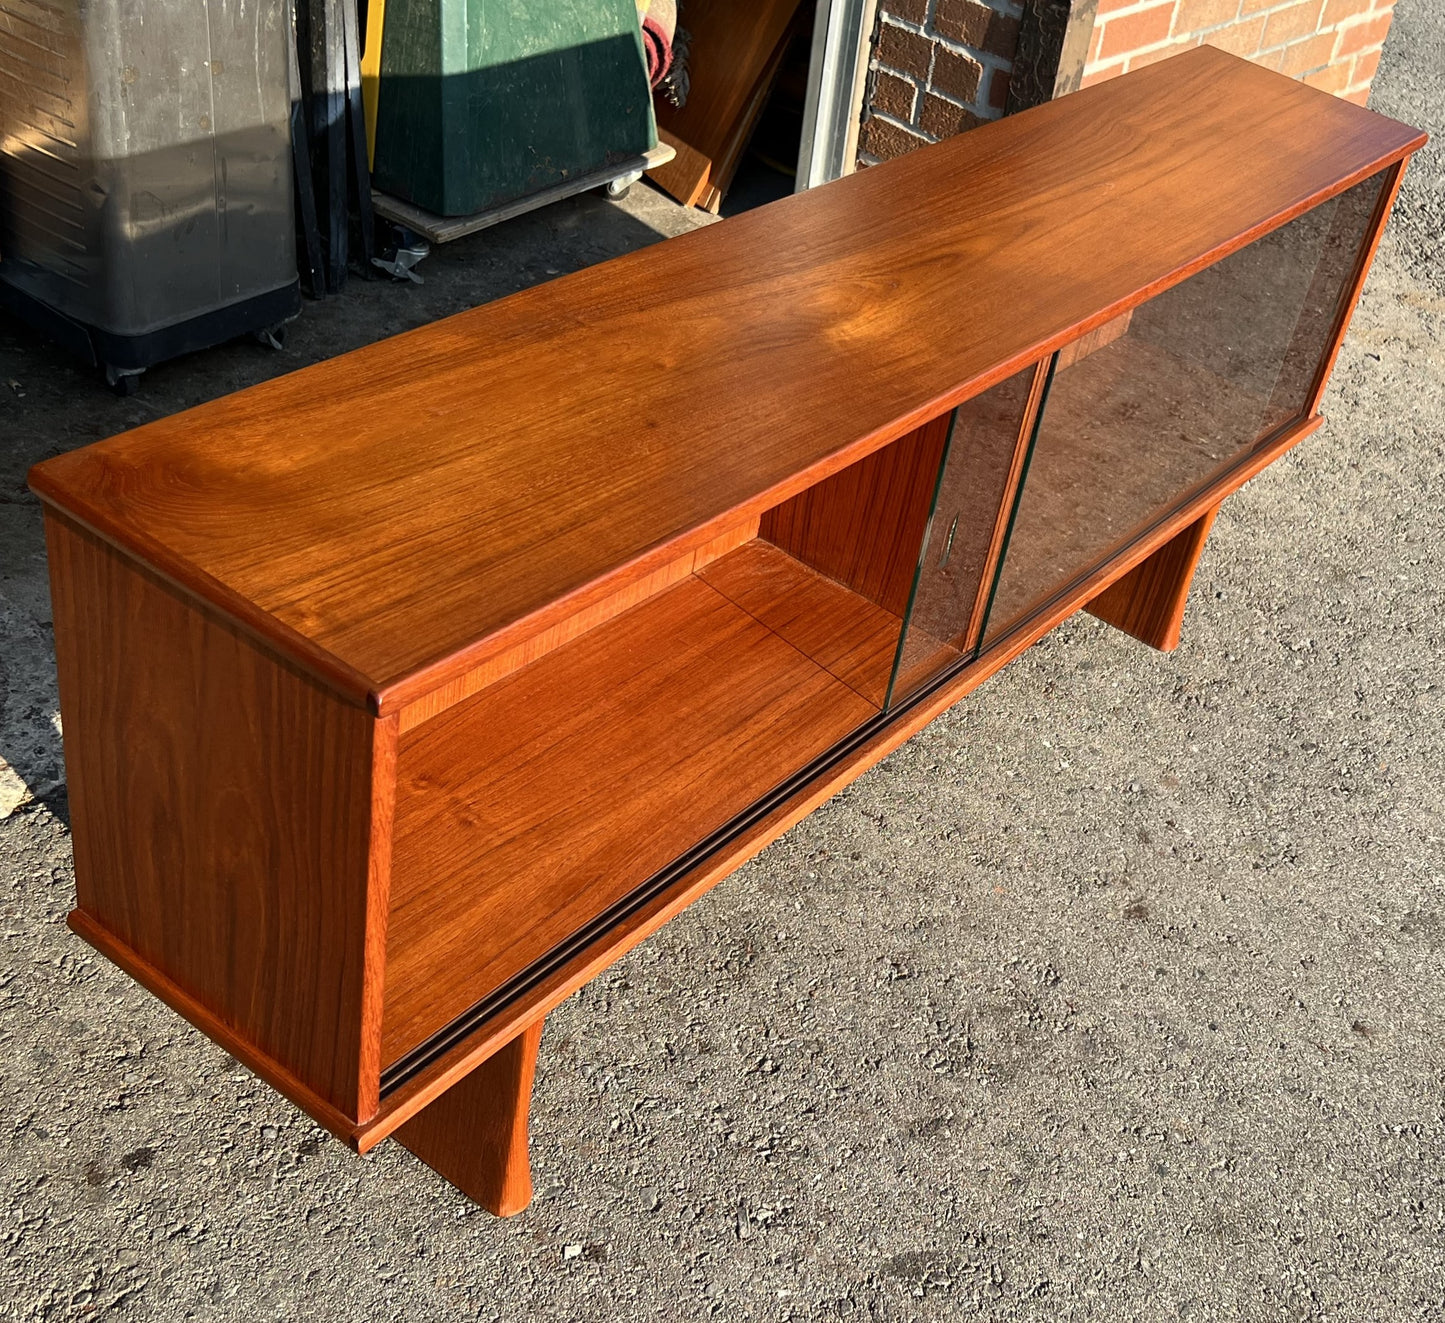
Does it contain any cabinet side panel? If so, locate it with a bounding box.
[46,513,382,1120]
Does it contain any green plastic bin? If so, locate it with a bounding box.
[372,0,656,217]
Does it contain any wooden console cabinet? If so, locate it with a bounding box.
[29,49,1424,1215]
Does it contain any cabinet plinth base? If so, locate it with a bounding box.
[1086,505,1221,651]
[393,1019,544,1216]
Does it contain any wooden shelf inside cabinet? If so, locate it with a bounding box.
[382,547,882,1067]
[28,47,1424,1218]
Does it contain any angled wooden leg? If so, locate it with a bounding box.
[393,1019,544,1216]
[1086,505,1220,651]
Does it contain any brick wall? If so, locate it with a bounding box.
[859,0,1024,164]
[1082,0,1396,105]
[857,0,1395,166]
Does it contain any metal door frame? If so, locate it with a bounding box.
[796,0,879,189]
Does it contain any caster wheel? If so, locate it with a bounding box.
[603,169,643,200]
[372,224,430,283]
[253,324,287,351]
[104,364,143,396]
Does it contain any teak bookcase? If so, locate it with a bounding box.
[29,48,1424,1216]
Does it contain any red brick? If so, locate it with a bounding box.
[934,0,1020,55]
[1342,85,1371,105]
[1175,0,1242,32]
[1095,0,1138,13]
[1097,4,1176,60]
[933,0,994,46]
[919,92,986,138]
[987,67,1011,109]
[1079,64,1125,87]
[1263,0,1325,48]
[981,12,1021,59]
[1238,0,1280,13]
[1128,39,1197,69]
[1350,45,1383,83]
[1304,59,1352,90]
[875,22,934,79]
[1322,0,1371,25]
[931,43,984,101]
[871,68,919,120]
[1203,15,1266,55]
[1335,10,1393,55]
[860,113,930,160]
[879,0,929,24]
[1277,29,1336,72]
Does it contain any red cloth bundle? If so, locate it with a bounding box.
[640,0,677,87]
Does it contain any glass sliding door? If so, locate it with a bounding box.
[884,362,1047,707]
[979,170,1388,647]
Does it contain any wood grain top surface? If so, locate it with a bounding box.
[28,49,1424,710]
